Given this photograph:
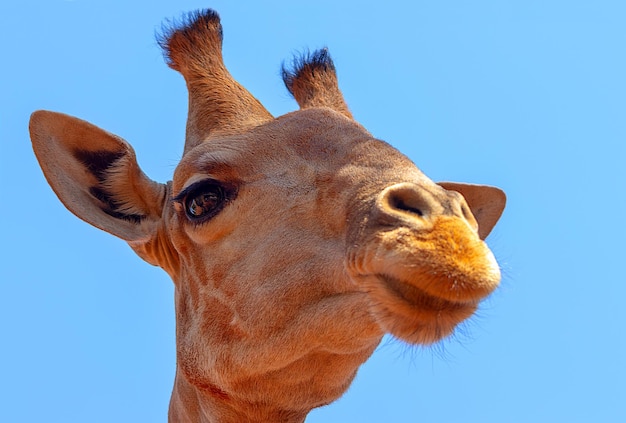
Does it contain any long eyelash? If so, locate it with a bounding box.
[172,180,216,203]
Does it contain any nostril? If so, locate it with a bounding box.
[380,183,433,219]
[390,194,424,217]
[460,199,479,232]
[446,189,479,232]
[461,202,473,221]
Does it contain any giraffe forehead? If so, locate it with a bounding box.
[172,109,382,187]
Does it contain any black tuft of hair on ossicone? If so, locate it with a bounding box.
[281,48,336,97]
[155,8,223,69]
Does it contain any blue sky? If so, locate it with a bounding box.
[2,1,625,422]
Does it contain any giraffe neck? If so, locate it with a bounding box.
[168,368,308,423]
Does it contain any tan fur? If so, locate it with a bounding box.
[30,9,505,423]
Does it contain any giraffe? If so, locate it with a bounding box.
[29,9,505,423]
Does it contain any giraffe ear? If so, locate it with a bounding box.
[30,110,167,243]
[438,182,506,240]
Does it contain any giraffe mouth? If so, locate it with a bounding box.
[377,273,478,313]
[362,273,480,345]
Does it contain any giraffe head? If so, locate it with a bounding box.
[30,9,505,420]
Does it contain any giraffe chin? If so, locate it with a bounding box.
[365,274,480,345]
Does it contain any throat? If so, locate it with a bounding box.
[168,340,380,423]
[169,369,310,423]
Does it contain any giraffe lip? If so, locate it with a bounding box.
[376,273,477,311]
[365,273,480,345]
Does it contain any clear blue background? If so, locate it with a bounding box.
[2,1,625,422]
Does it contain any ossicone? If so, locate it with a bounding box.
[156,9,272,153]
[282,48,353,119]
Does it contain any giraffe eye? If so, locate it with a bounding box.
[187,187,223,218]
[175,181,228,222]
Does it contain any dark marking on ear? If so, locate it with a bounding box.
[73,150,125,182]
[73,149,145,224]
[103,208,144,224]
[281,48,335,96]
[89,187,145,224]
[89,186,113,205]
